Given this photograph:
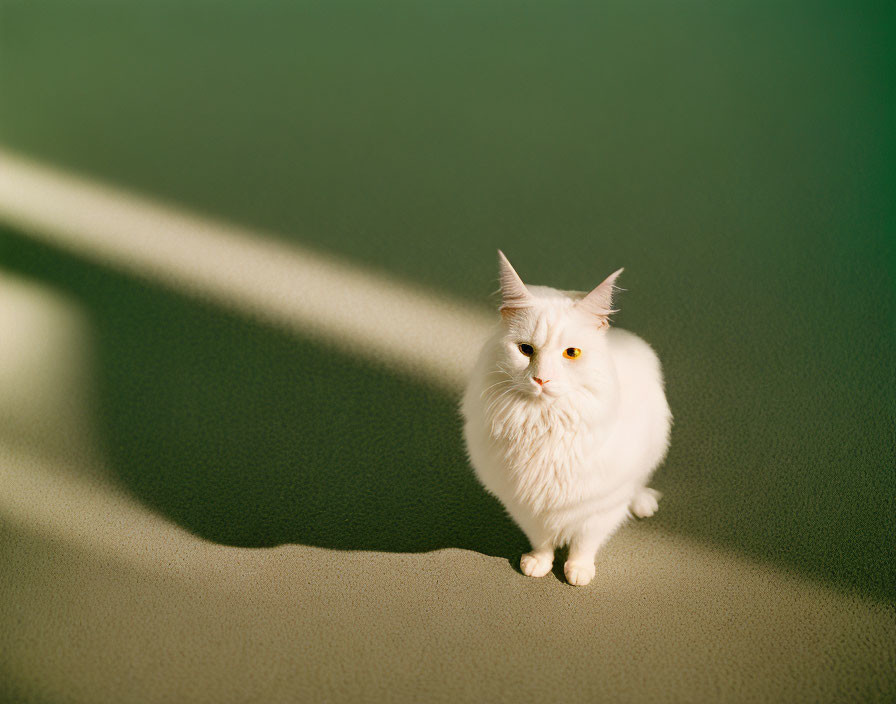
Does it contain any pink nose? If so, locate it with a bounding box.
[532,377,548,386]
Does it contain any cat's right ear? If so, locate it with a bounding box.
[497,250,532,316]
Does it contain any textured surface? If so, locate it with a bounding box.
[1,1,894,701]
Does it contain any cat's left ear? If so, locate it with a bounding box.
[578,268,624,327]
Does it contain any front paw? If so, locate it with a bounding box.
[564,561,596,586]
[520,552,553,578]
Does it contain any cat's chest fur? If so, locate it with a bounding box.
[487,396,608,514]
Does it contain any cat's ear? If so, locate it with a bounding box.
[578,268,624,327]
[497,250,532,314]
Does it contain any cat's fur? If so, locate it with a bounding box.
[461,251,671,586]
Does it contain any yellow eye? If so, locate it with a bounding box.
[563,347,581,359]
[518,343,534,357]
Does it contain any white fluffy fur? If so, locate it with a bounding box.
[461,252,672,586]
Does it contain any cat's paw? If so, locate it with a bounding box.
[520,552,553,578]
[564,561,596,587]
[629,487,662,519]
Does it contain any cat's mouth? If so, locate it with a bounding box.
[529,385,562,399]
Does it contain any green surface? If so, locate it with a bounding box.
[0,2,894,701]
[2,0,893,600]
[2,1,893,296]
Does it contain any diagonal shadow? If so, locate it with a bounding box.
[0,228,526,557]
[3,225,894,605]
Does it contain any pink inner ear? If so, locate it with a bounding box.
[578,268,624,321]
[497,250,533,311]
[500,306,526,321]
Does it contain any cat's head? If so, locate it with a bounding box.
[493,250,623,400]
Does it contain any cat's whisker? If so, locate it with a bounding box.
[480,379,513,398]
[483,391,509,418]
[484,387,517,419]
[492,389,523,422]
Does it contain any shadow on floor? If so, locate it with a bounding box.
[0,229,527,557]
[2,228,894,604]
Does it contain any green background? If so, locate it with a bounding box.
[1,1,894,700]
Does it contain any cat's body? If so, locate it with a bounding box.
[461,253,671,585]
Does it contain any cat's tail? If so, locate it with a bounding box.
[628,487,662,519]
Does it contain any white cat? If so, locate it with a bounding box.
[461,251,672,586]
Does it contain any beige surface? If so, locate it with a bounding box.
[2,1,894,698]
[0,249,893,704]
[4,477,893,704]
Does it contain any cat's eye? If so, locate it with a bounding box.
[518,343,534,357]
[563,347,581,360]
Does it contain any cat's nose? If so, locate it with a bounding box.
[532,377,549,386]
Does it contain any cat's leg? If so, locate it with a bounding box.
[564,503,630,586]
[628,487,662,519]
[503,502,555,577]
[515,516,555,578]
